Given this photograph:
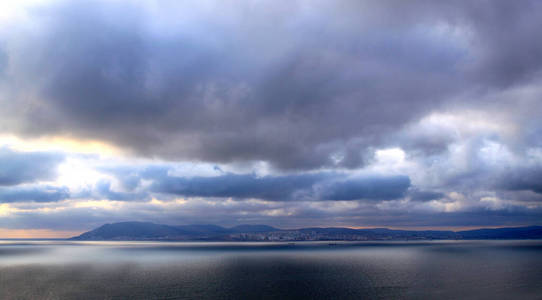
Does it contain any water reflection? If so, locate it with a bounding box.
[0,240,541,299]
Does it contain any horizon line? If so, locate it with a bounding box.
[1,223,541,239]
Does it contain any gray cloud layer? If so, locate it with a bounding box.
[2,0,541,170]
[100,166,411,201]
[0,185,69,203]
[0,148,64,186]
[152,172,410,201]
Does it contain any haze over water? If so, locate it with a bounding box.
[1,240,541,299]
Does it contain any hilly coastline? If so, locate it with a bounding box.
[70,222,542,241]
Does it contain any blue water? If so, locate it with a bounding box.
[0,240,541,299]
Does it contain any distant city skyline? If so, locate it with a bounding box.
[0,0,541,237]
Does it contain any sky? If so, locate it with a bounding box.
[0,0,541,237]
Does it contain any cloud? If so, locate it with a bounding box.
[93,179,147,201]
[0,185,69,203]
[146,169,410,201]
[5,0,536,169]
[150,172,325,200]
[407,189,445,202]
[0,46,6,77]
[0,147,65,186]
[498,166,542,194]
[318,175,411,201]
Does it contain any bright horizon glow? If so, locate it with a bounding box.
[0,228,81,239]
[0,134,122,156]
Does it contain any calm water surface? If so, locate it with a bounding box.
[0,240,541,299]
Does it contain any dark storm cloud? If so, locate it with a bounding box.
[0,185,69,203]
[98,165,411,201]
[150,172,327,200]
[147,169,411,201]
[406,189,445,202]
[459,1,542,87]
[318,175,410,201]
[498,166,542,194]
[5,0,541,169]
[0,148,64,186]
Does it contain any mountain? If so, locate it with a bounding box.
[72,222,188,240]
[456,226,542,239]
[70,222,278,241]
[70,222,542,241]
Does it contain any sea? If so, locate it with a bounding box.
[0,240,541,299]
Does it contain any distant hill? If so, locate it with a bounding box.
[73,222,188,240]
[457,226,542,239]
[71,222,279,241]
[70,222,542,241]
